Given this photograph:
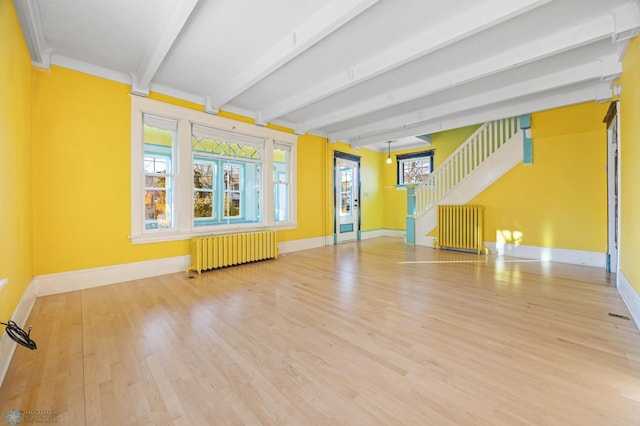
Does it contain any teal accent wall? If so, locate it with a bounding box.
[520,114,533,165]
[405,184,416,245]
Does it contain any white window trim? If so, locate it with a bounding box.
[130,95,298,244]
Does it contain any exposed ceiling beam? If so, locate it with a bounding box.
[206,0,380,118]
[258,0,553,123]
[299,8,640,133]
[131,0,199,96]
[333,55,621,142]
[345,81,612,147]
[12,0,49,68]
[611,1,640,41]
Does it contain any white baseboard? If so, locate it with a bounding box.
[34,255,191,297]
[361,229,405,240]
[0,280,36,386]
[618,269,640,330]
[484,242,606,267]
[417,236,437,248]
[384,229,406,239]
[361,229,386,240]
[278,237,326,254]
[313,230,406,247]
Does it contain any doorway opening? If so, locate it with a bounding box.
[334,152,361,244]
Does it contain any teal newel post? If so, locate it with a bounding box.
[406,184,416,245]
[520,114,533,165]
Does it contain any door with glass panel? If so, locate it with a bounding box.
[335,153,360,243]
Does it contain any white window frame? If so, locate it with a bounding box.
[130,96,298,244]
[273,142,291,223]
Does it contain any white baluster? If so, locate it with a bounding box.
[483,127,488,162]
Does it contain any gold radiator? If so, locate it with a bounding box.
[187,231,278,274]
[437,205,485,254]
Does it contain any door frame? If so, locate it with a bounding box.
[333,151,361,244]
[604,100,620,273]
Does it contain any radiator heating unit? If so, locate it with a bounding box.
[437,205,486,254]
[188,231,278,274]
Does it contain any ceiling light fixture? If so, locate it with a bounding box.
[386,141,392,164]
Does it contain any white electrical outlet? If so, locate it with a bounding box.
[0,278,6,295]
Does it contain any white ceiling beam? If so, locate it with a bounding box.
[333,56,620,142]
[259,0,553,123]
[299,11,637,133]
[206,0,380,117]
[611,1,640,41]
[131,0,199,96]
[12,0,49,68]
[348,82,612,147]
[345,82,612,147]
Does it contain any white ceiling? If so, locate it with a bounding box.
[14,0,640,152]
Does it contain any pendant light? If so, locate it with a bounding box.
[386,141,392,164]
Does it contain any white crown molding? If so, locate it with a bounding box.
[12,0,48,67]
[132,0,199,95]
[208,0,379,111]
[142,83,299,132]
[0,280,36,386]
[259,0,552,123]
[50,54,131,85]
[148,82,206,106]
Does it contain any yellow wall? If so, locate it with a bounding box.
[278,133,328,242]
[32,67,320,275]
[0,0,34,319]
[383,125,480,230]
[32,66,190,274]
[6,7,635,308]
[620,36,640,292]
[471,102,608,251]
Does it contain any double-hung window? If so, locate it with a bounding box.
[130,96,297,244]
[273,142,291,222]
[143,114,177,230]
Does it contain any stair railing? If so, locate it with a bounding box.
[414,117,520,218]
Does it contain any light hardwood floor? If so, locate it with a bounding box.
[1,237,640,425]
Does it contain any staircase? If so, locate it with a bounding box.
[408,117,525,247]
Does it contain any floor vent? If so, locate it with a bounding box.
[608,313,631,320]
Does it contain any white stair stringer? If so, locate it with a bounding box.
[415,128,523,247]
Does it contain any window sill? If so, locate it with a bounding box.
[130,223,299,245]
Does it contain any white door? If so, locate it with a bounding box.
[605,102,619,273]
[335,156,360,243]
